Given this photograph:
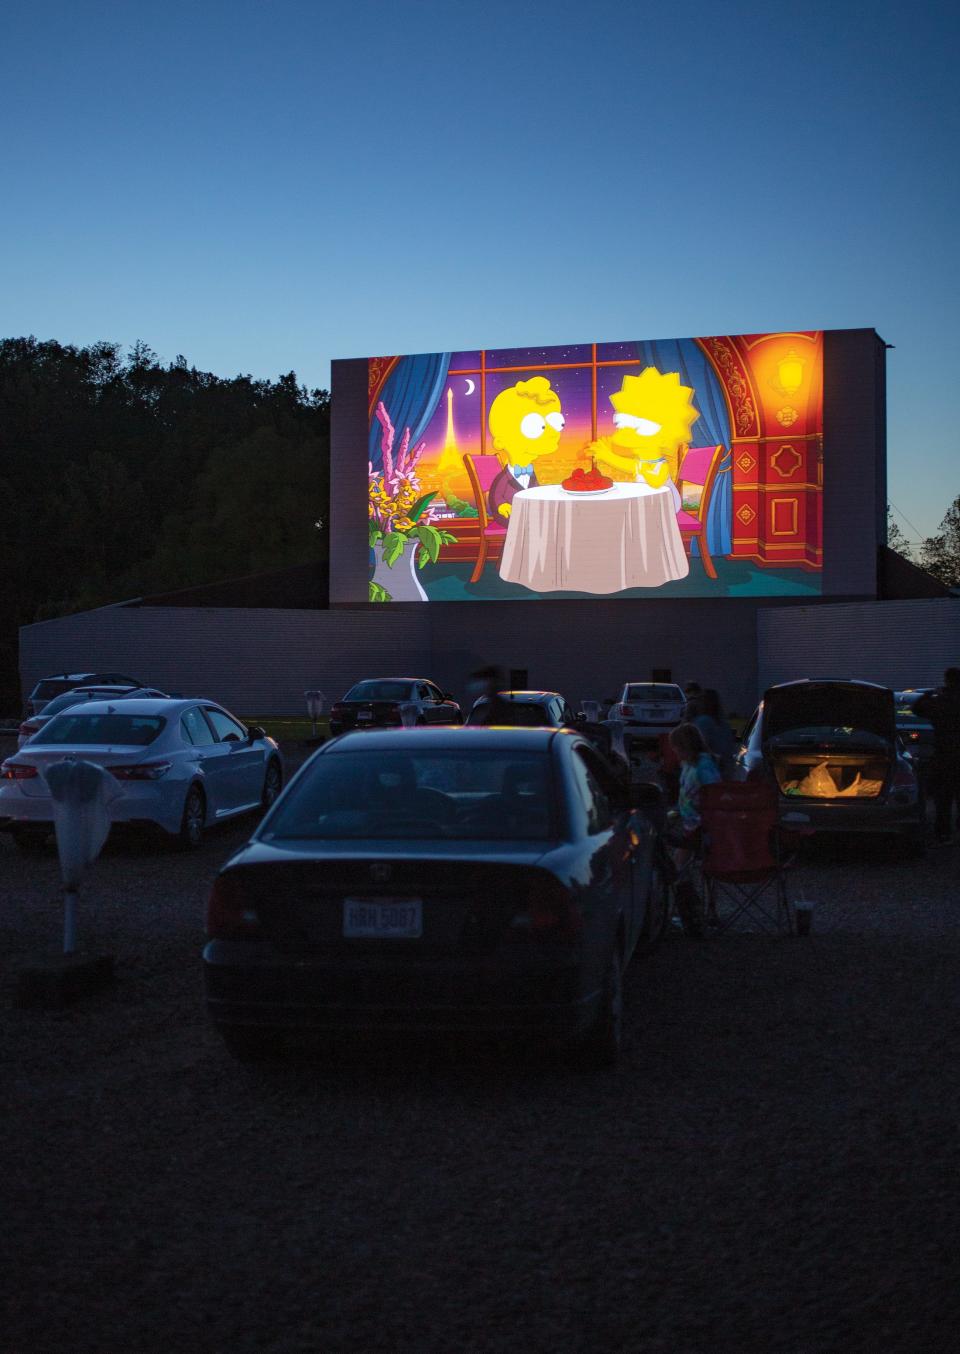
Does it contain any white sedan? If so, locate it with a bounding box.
[0,698,283,852]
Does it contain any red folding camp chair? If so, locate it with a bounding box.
[698,780,794,935]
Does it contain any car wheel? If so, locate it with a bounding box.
[639,860,670,949]
[10,827,49,855]
[575,940,624,1069]
[220,1026,281,1063]
[261,758,282,812]
[178,784,206,849]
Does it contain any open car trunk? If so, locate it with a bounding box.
[772,749,889,800]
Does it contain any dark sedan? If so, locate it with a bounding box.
[203,727,668,1066]
[466,690,578,727]
[329,678,462,734]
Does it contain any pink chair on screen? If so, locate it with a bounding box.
[675,444,725,581]
[463,452,509,584]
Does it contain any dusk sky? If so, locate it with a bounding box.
[3,0,958,543]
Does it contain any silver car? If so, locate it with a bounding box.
[0,698,283,852]
[610,683,685,737]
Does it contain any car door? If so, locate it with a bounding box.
[575,744,645,954]
[202,706,262,812]
[180,706,233,814]
[569,746,633,979]
[419,682,453,725]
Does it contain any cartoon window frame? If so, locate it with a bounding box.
[447,343,734,455]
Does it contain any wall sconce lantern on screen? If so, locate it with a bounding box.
[772,349,806,397]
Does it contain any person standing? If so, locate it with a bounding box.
[682,681,703,721]
[693,688,737,778]
[466,665,513,725]
[915,669,960,844]
[667,722,721,937]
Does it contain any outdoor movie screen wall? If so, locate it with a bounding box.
[336,331,847,603]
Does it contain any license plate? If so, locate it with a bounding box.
[343,898,422,938]
[643,707,663,718]
[357,711,372,722]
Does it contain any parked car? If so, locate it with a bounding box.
[25,671,144,717]
[732,679,924,849]
[17,685,169,748]
[609,682,685,736]
[203,726,669,1065]
[465,691,633,787]
[466,690,578,727]
[894,689,936,789]
[0,698,282,852]
[329,679,462,734]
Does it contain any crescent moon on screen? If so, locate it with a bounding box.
[464,379,476,395]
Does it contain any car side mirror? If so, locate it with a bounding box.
[443,693,455,702]
[246,725,266,741]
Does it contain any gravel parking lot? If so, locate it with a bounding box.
[1,744,958,1354]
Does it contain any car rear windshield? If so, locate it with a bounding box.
[625,684,682,702]
[33,679,85,702]
[344,680,413,702]
[263,748,557,841]
[37,713,166,746]
[767,725,888,748]
[469,701,551,727]
[41,689,132,717]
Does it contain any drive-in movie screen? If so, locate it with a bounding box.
[365,331,823,601]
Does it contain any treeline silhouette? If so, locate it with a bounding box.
[0,337,329,711]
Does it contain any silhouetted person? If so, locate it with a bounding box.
[693,688,736,778]
[915,668,960,844]
[467,665,513,725]
[682,681,703,721]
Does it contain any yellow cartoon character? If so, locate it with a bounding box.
[486,376,564,519]
[588,369,699,501]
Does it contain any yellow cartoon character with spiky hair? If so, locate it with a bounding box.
[485,376,565,520]
[588,369,699,503]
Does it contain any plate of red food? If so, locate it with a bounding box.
[561,465,615,494]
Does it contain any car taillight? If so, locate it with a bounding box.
[206,873,263,940]
[620,704,633,717]
[1,761,38,779]
[331,703,347,715]
[108,761,172,780]
[18,723,39,738]
[513,875,582,942]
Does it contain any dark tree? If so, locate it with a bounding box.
[0,336,330,711]
[918,494,960,587]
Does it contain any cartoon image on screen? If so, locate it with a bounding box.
[367,332,823,601]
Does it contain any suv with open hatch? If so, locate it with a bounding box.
[733,678,924,851]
